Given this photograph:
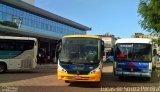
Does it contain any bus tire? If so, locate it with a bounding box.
[0,63,7,73]
[146,77,151,81]
[113,68,116,76]
[118,76,124,80]
[152,67,156,71]
[95,80,101,84]
[65,80,70,83]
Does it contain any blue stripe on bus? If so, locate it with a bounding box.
[0,51,23,59]
[116,61,149,72]
[60,63,99,74]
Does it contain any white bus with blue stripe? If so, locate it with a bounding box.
[113,38,157,80]
[0,36,38,73]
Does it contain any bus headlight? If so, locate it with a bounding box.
[89,69,101,74]
[116,68,122,71]
[58,64,67,73]
[89,62,102,74]
[141,69,148,72]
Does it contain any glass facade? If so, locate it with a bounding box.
[0,3,86,38]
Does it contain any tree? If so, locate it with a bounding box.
[152,39,160,46]
[138,0,160,34]
[155,39,160,46]
[157,38,160,46]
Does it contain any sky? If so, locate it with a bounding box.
[35,0,149,38]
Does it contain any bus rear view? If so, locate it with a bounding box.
[57,35,104,83]
[113,38,155,80]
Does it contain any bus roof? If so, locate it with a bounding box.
[63,35,100,39]
[115,38,152,44]
[0,36,37,41]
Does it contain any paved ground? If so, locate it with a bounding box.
[0,63,160,92]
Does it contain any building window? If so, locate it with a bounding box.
[35,21,38,29]
[45,24,48,30]
[24,18,29,26]
[31,20,35,27]
[28,20,31,27]
[41,23,45,29]
[2,4,6,13]
[0,12,2,21]
[38,22,41,29]
[6,6,13,14]
[6,13,12,21]
[0,4,2,12]
[2,13,6,21]
[0,4,85,37]
[49,25,52,31]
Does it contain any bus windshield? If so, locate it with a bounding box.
[59,38,99,64]
[133,44,151,61]
[0,39,35,59]
[116,43,151,61]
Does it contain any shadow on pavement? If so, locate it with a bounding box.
[0,64,57,83]
[68,82,100,88]
[68,63,160,88]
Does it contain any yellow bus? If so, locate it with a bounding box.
[57,35,104,83]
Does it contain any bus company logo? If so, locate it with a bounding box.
[72,66,84,70]
[131,68,133,72]
[72,66,78,70]
[89,66,94,69]
[117,62,125,65]
[129,62,135,68]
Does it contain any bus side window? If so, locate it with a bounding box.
[56,39,62,52]
[114,45,120,60]
[110,47,114,56]
[34,41,37,46]
[153,49,157,56]
[101,41,104,57]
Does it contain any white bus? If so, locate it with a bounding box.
[113,38,157,80]
[0,36,38,73]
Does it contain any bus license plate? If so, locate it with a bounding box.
[73,76,82,80]
[130,72,135,75]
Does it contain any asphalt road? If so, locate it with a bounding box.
[0,63,160,92]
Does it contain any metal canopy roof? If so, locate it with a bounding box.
[0,25,60,40]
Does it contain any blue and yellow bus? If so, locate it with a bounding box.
[57,35,104,83]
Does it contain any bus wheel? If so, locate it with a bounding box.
[146,77,151,81]
[95,81,101,85]
[65,80,70,83]
[0,64,7,73]
[152,67,156,71]
[113,68,116,76]
[118,76,124,80]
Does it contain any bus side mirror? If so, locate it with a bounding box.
[103,51,105,56]
[56,39,62,52]
[101,42,104,56]
[153,49,157,56]
[110,48,114,56]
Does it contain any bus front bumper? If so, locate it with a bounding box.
[58,72,101,82]
[115,71,151,77]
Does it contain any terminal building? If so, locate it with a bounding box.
[0,0,91,62]
[97,34,117,51]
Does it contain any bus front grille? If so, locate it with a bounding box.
[67,71,90,75]
[66,76,90,80]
